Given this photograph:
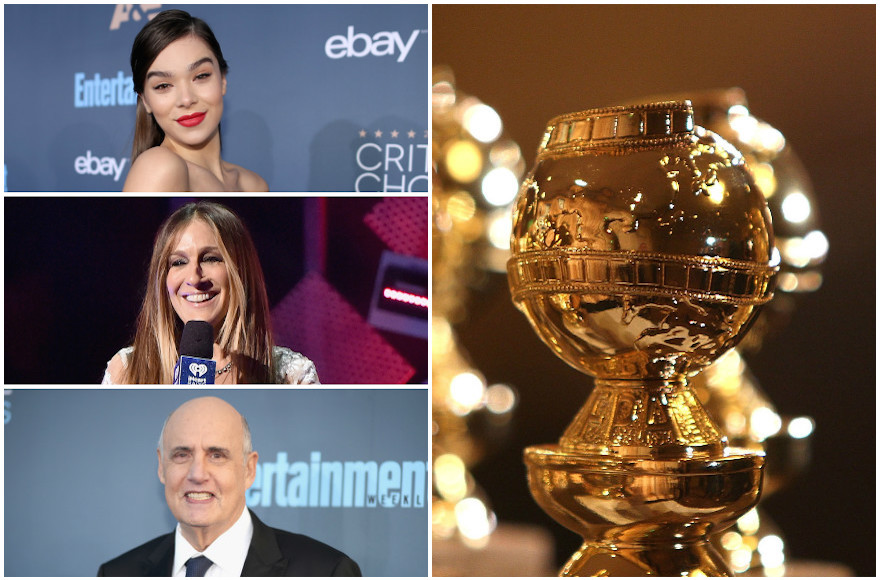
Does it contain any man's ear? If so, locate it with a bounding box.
[244,451,258,488]
[157,448,166,484]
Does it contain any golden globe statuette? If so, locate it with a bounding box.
[507,101,779,576]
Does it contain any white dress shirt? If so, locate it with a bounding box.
[171,507,254,577]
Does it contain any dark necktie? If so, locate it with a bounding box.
[185,555,213,577]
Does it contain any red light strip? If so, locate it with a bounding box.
[383,287,429,309]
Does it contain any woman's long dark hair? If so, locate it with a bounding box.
[130,10,228,163]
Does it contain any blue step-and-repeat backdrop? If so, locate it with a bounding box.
[4,388,429,576]
[3,4,429,192]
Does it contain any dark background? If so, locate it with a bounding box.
[434,4,875,576]
[4,197,427,384]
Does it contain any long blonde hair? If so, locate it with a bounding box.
[125,202,274,383]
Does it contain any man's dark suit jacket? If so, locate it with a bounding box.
[97,510,361,577]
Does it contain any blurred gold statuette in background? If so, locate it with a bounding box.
[508,100,779,576]
[432,66,554,576]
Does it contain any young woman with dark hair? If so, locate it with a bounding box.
[123,10,268,192]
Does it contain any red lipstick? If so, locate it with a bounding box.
[177,112,206,127]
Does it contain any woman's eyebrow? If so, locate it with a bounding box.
[168,246,222,257]
[147,57,215,80]
[187,57,215,71]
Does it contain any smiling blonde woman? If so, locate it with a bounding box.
[103,202,317,384]
[123,10,268,192]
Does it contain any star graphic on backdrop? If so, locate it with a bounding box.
[357,129,426,140]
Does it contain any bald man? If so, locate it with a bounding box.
[98,397,361,577]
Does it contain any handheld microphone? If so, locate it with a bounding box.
[173,321,216,384]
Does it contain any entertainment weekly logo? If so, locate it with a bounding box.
[74,71,137,108]
[355,128,429,193]
[245,451,427,509]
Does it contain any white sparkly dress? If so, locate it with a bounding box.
[101,346,319,384]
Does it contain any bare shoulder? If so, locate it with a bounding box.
[123,147,189,192]
[231,163,269,192]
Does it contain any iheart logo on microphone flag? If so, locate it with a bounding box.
[176,356,216,384]
[189,363,208,377]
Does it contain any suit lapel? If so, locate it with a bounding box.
[142,533,175,577]
[241,510,288,577]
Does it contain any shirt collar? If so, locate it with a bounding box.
[172,507,254,577]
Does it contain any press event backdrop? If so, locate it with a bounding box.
[4,4,428,192]
[4,388,428,576]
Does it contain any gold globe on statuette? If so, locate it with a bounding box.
[507,100,779,576]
